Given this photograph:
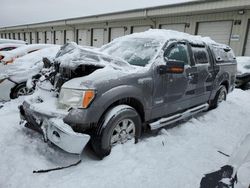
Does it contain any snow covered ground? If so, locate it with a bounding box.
[0,89,250,188]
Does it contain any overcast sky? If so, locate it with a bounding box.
[0,0,194,27]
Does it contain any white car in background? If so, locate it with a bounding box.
[0,45,60,101]
[0,38,26,44]
[0,44,54,65]
[0,43,25,51]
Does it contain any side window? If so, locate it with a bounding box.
[192,46,209,64]
[211,46,235,63]
[165,43,189,65]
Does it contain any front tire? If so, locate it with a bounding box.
[209,85,227,109]
[91,105,142,159]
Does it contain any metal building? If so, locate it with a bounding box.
[1,0,250,56]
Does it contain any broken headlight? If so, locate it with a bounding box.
[58,88,95,109]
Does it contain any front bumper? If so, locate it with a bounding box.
[20,99,90,154]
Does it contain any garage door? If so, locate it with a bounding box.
[25,32,31,43]
[38,32,45,43]
[110,27,125,41]
[92,29,104,47]
[55,30,64,45]
[78,29,88,46]
[132,25,151,33]
[161,24,186,32]
[20,33,25,41]
[65,30,74,43]
[197,21,232,45]
[244,24,250,56]
[46,31,54,44]
[31,32,36,44]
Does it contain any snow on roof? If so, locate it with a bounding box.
[236,56,250,74]
[0,43,25,49]
[0,38,26,44]
[110,29,218,46]
[0,44,55,62]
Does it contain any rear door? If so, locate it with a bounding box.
[189,44,214,105]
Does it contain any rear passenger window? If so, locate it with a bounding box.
[192,46,209,64]
[165,43,189,65]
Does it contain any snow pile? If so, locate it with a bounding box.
[236,56,250,74]
[0,89,250,188]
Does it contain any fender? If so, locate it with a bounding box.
[63,85,151,128]
[210,71,230,101]
[94,85,150,112]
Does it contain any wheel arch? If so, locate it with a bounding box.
[98,97,145,126]
[10,82,26,99]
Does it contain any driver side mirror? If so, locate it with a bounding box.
[158,60,185,74]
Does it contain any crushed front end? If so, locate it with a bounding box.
[19,89,90,154]
[18,43,105,154]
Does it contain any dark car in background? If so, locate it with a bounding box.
[236,56,250,89]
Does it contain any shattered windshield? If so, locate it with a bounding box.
[100,38,162,67]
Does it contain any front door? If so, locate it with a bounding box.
[152,42,197,119]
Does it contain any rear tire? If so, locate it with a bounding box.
[209,85,227,109]
[10,83,34,99]
[91,105,142,159]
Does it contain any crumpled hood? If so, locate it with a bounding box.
[62,62,146,90]
[55,42,132,70]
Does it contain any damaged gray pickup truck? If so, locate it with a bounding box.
[19,30,237,158]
